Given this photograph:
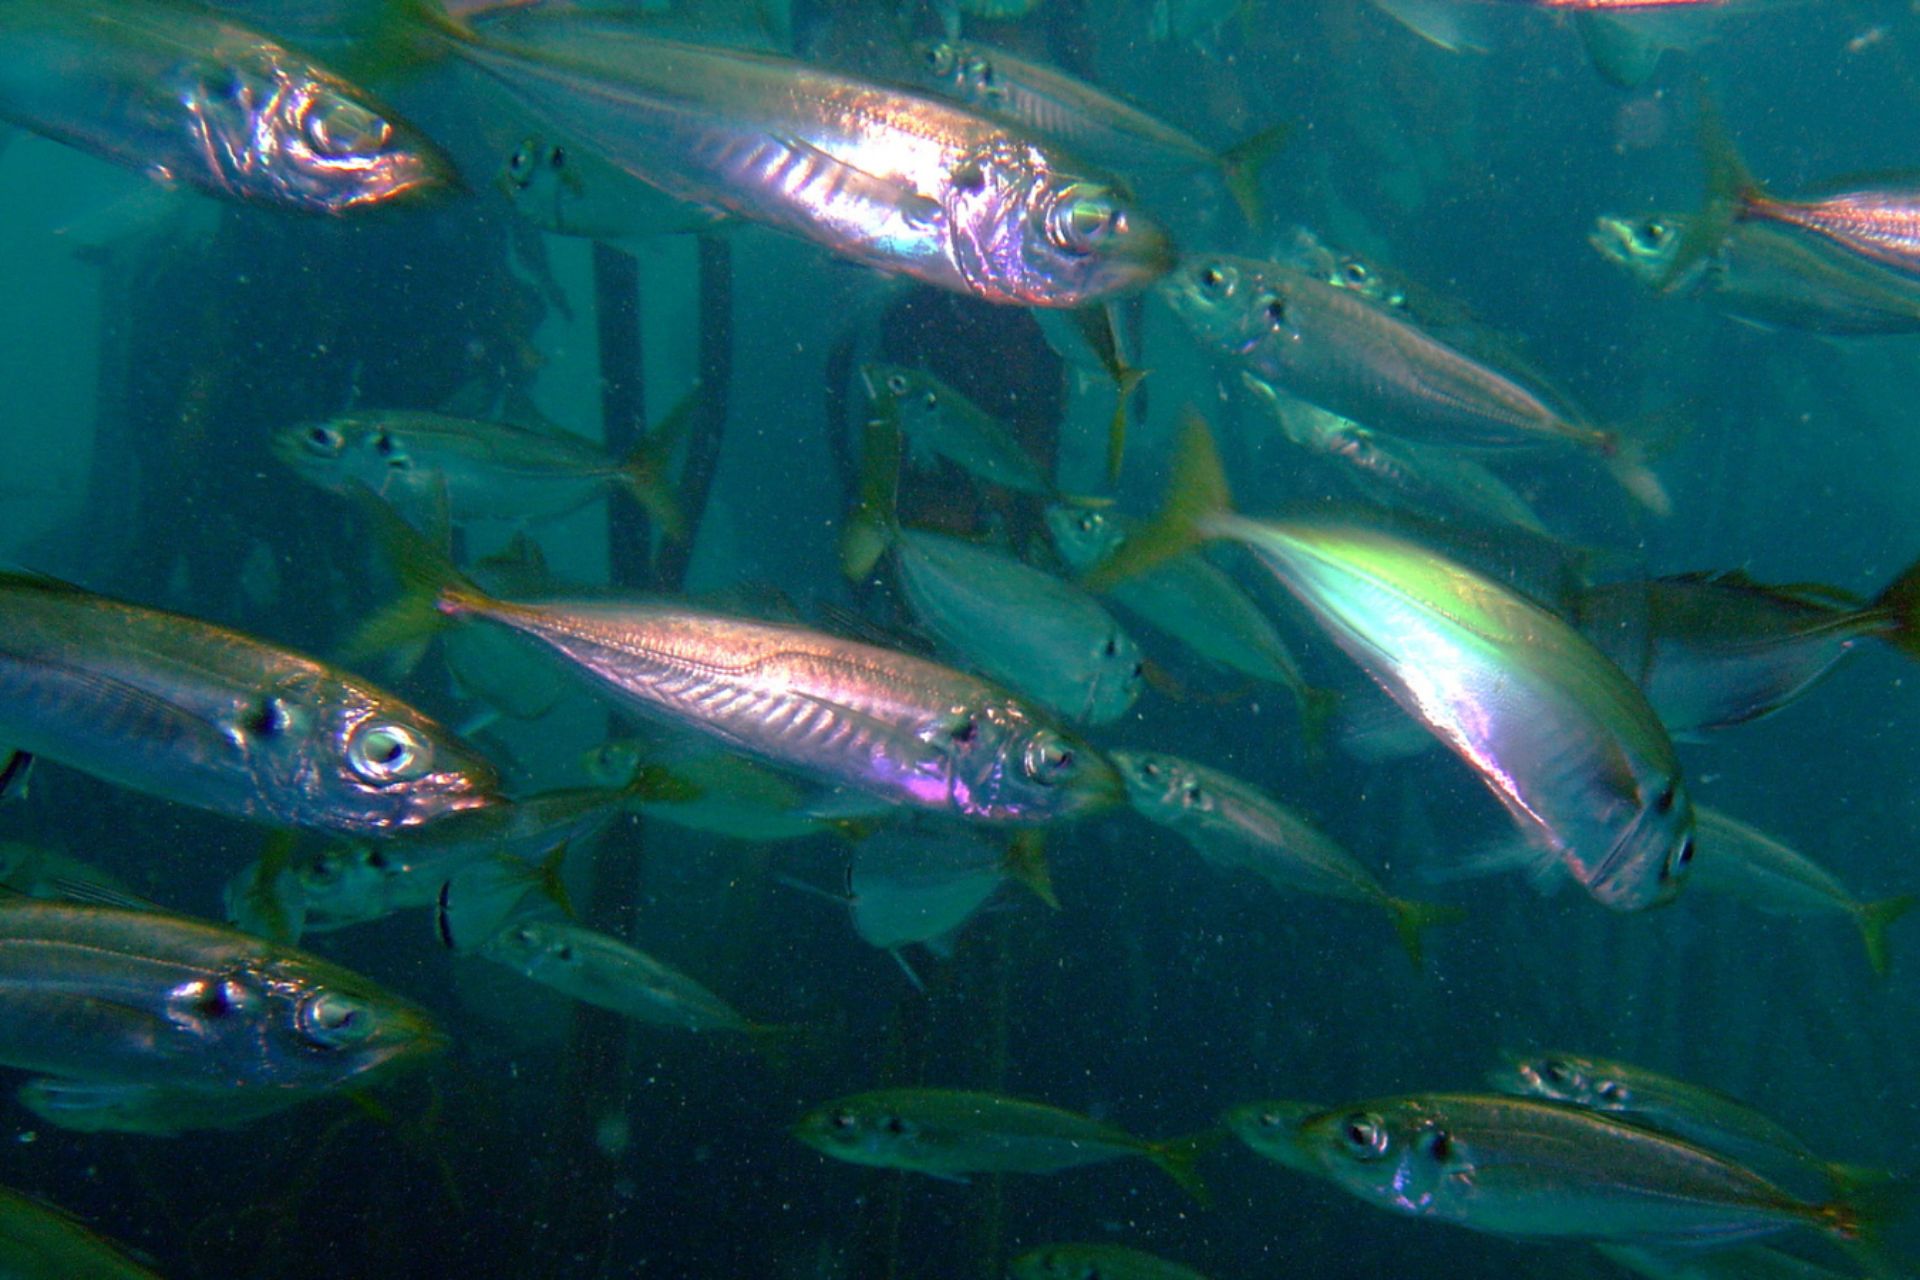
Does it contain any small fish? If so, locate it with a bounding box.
[1011,1242,1212,1280]
[859,363,1054,498]
[1488,1050,1872,1199]
[0,571,500,835]
[793,1088,1209,1199]
[1569,558,1920,735]
[1161,254,1669,513]
[1687,808,1915,978]
[1291,1093,1868,1248]
[1223,1099,1330,1176]
[845,824,1054,953]
[0,0,453,213]
[499,133,724,244]
[907,39,1285,223]
[0,1183,163,1279]
[1113,750,1462,966]
[1591,212,1920,336]
[382,10,1171,306]
[0,897,444,1096]
[1095,417,1693,912]
[275,405,684,538]
[350,497,1122,825]
[1045,502,1321,722]
[584,741,832,842]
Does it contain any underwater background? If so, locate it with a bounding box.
[0,1,1917,1277]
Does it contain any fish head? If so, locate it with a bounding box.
[1299,1098,1465,1214]
[1584,773,1695,911]
[946,142,1172,307]
[1078,628,1146,724]
[950,701,1123,821]
[1159,253,1286,354]
[262,957,447,1084]
[1223,1100,1325,1175]
[293,843,394,927]
[1589,213,1684,286]
[1111,751,1214,823]
[180,42,456,214]
[912,39,1002,108]
[793,1096,927,1166]
[241,674,503,834]
[1487,1051,1630,1113]
[858,364,943,435]
[1043,503,1124,573]
[273,415,410,495]
[580,738,646,788]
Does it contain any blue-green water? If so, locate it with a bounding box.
[0,1,1916,1277]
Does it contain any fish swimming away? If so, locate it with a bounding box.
[793,1087,1211,1199]
[1011,1242,1212,1280]
[859,363,1054,498]
[1160,253,1671,513]
[0,0,454,213]
[844,824,1053,955]
[0,570,500,835]
[1094,416,1694,911]
[375,7,1172,306]
[1113,749,1462,966]
[349,495,1123,825]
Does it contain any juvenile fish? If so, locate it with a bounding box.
[0,0,452,213]
[793,1088,1209,1199]
[860,363,1054,498]
[500,133,725,244]
[1114,750,1461,966]
[0,571,499,835]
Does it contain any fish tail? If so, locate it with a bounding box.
[839,408,903,581]
[1001,830,1059,910]
[341,485,492,669]
[617,386,700,544]
[1383,896,1468,970]
[1147,1130,1224,1206]
[1217,122,1291,228]
[1659,91,1756,292]
[1082,410,1232,594]
[1820,1191,1914,1280]
[1067,304,1147,487]
[1870,554,1920,660]
[1296,685,1342,765]
[1855,894,1917,978]
[334,0,473,83]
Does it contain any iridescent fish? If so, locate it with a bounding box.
[0,571,499,835]
[1093,417,1693,911]
[0,0,453,213]
[382,10,1171,306]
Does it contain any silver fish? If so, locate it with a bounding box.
[0,0,452,213]
[860,363,1053,497]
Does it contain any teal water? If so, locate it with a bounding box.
[0,2,1916,1277]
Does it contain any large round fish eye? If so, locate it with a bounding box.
[1197,262,1236,293]
[304,99,393,159]
[297,990,376,1047]
[885,372,910,397]
[1340,1112,1390,1160]
[303,424,346,457]
[829,1108,858,1131]
[347,721,430,784]
[1046,187,1124,255]
[1022,732,1078,785]
[920,41,957,76]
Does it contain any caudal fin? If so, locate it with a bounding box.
[1383,896,1468,970]
[1218,123,1292,228]
[1871,555,1920,660]
[1659,92,1757,292]
[1147,1130,1224,1206]
[341,485,491,667]
[616,385,700,544]
[1082,411,1233,593]
[1855,894,1917,979]
[1002,829,1059,910]
[839,410,902,581]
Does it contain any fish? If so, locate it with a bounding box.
[274,404,685,538]
[1687,808,1915,978]
[583,740,844,842]
[0,1183,163,1279]
[1160,254,1670,513]
[906,38,1285,223]
[350,496,1123,825]
[0,840,133,902]
[1290,1093,1868,1247]
[0,897,444,1097]
[1569,559,1920,736]
[1598,1241,1867,1280]
[1113,750,1462,966]
[1095,417,1693,911]
[478,914,764,1036]
[17,1076,326,1136]
[889,524,1146,725]
[0,571,500,835]
[1590,212,1920,336]
[1010,1242,1212,1280]
[1223,1099,1331,1176]
[859,363,1054,498]
[845,824,1054,953]
[499,132,725,244]
[1488,1051,1874,1200]
[383,9,1172,306]
[792,1088,1210,1199]
[0,0,453,213]
[1045,502,1323,726]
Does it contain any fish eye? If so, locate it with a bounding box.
[882,1114,913,1137]
[1341,260,1372,286]
[1198,263,1232,291]
[1596,1079,1627,1104]
[885,373,909,396]
[1340,1113,1389,1160]
[304,99,392,159]
[1262,296,1287,328]
[921,41,955,74]
[1542,1059,1573,1086]
[298,990,376,1047]
[1022,732,1078,784]
[347,721,430,784]
[303,425,346,457]
[1422,1128,1454,1163]
[829,1109,857,1131]
[1182,782,1204,806]
[1652,781,1678,815]
[1640,219,1668,243]
[1139,759,1160,778]
[1102,636,1119,658]
[548,146,566,171]
[1047,188,1122,254]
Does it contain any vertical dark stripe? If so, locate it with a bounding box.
[592,242,652,589]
